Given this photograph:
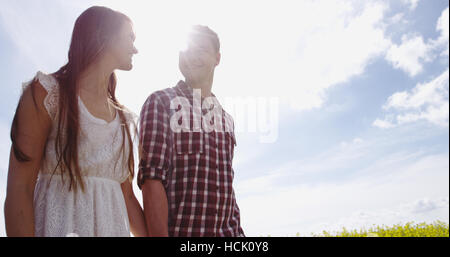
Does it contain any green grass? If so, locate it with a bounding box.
[265,220,450,237]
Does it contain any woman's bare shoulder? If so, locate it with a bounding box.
[19,77,52,124]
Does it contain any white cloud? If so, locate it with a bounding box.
[385,34,433,77]
[375,69,449,128]
[385,70,448,109]
[385,6,449,77]
[340,137,364,147]
[401,0,420,11]
[373,118,396,129]
[436,7,449,56]
[409,197,449,214]
[395,102,449,126]
[284,0,391,110]
[389,12,407,25]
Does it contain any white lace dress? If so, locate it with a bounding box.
[23,71,131,237]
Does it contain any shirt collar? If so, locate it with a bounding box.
[176,80,220,108]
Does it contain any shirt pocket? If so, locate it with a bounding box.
[174,131,205,155]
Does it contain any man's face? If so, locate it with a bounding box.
[179,34,220,81]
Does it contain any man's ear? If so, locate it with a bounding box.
[179,52,189,78]
[216,52,221,66]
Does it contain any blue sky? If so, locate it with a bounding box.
[0,0,448,236]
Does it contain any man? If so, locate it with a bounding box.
[138,25,245,237]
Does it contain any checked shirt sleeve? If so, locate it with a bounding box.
[230,189,246,237]
[137,94,173,189]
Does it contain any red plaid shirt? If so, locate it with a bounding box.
[138,80,245,237]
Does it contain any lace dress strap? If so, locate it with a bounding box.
[22,71,59,120]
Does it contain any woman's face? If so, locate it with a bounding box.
[108,21,138,71]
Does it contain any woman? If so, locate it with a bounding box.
[4,6,147,237]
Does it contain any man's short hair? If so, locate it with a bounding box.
[189,25,220,53]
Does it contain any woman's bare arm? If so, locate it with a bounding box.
[4,81,51,237]
[121,178,148,237]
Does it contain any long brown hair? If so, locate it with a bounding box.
[10,6,136,192]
